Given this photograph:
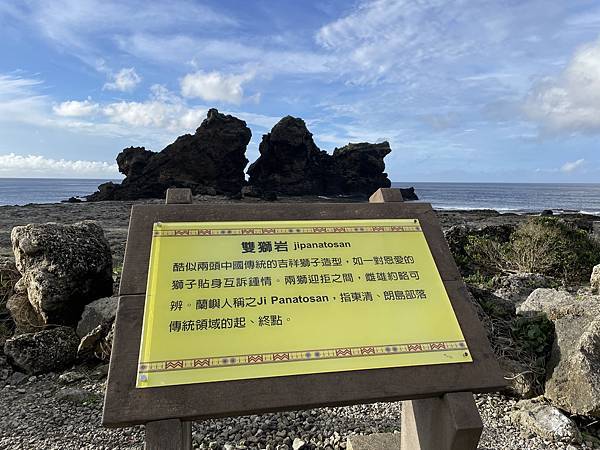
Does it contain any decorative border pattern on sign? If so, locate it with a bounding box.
[152,224,422,238]
[138,340,468,374]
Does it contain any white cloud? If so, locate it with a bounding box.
[53,99,99,116]
[180,70,254,104]
[0,73,43,96]
[103,67,141,92]
[102,100,204,130]
[0,74,50,125]
[560,159,585,173]
[524,39,600,133]
[117,33,332,76]
[0,72,274,147]
[2,1,237,64]
[0,153,119,178]
[315,0,475,84]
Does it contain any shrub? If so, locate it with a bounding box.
[464,235,508,276]
[511,314,554,364]
[508,217,600,281]
[468,285,553,395]
[462,217,600,283]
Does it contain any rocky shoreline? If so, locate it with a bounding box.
[1,197,600,449]
[4,195,591,263]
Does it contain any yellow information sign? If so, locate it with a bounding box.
[137,219,471,388]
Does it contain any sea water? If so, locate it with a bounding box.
[0,178,119,206]
[1,178,599,214]
[396,182,600,215]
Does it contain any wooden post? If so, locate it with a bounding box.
[165,188,193,205]
[369,187,404,203]
[144,188,194,450]
[400,393,482,450]
[145,419,192,450]
[369,189,483,450]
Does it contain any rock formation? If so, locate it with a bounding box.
[330,142,392,195]
[246,116,393,197]
[493,273,551,306]
[246,116,331,195]
[76,296,117,361]
[4,326,79,374]
[518,288,600,417]
[9,221,113,329]
[88,110,410,200]
[88,108,251,200]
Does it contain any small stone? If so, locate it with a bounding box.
[76,296,118,338]
[7,371,27,386]
[91,363,110,380]
[56,388,98,404]
[292,438,306,450]
[510,397,582,443]
[58,371,85,384]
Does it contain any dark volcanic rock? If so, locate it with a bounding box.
[61,197,82,203]
[4,326,79,374]
[247,116,392,196]
[88,109,251,200]
[116,146,154,182]
[247,116,332,195]
[330,142,392,194]
[399,187,418,201]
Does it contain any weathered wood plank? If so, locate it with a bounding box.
[400,392,482,450]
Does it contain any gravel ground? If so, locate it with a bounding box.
[2,199,599,449]
[0,367,596,450]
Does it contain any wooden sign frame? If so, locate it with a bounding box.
[102,188,504,449]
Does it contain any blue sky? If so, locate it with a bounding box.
[1,0,600,182]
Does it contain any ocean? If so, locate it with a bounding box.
[0,178,599,214]
[395,182,600,215]
[0,178,119,206]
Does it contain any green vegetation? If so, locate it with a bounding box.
[462,217,600,282]
[511,314,554,366]
[469,286,554,395]
[112,263,123,282]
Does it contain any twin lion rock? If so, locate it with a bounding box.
[88,109,414,201]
